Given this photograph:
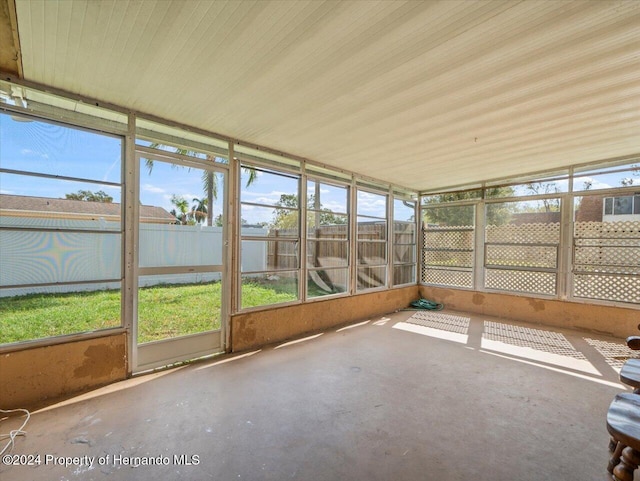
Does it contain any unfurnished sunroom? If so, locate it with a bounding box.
[0,1,639,480]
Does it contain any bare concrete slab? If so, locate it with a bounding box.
[0,310,630,480]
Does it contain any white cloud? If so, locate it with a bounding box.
[20,148,49,159]
[142,183,166,194]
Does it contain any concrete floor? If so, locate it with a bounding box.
[0,309,632,480]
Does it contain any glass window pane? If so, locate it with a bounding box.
[357,218,387,240]
[307,268,348,298]
[1,230,121,286]
[136,117,229,160]
[240,205,298,236]
[0,112,124,345]
[139,159,223,226]
[307,240,348,267]
[394,199,415,222]
[394,226,415,245]
[635,196,640,215]
[357,191,387,218]
[393,245,415,264]
[423,204,474,227]
[422,189,482,204]
[139,159,224,268]
[137,275,221,343]
[573,162,640,192]
[240,167,299,207]
[614,196,633,215]
[241,272,299,309]
[485,181,567,198]
[307,213,348,237]
[241,240,299,271]
[0,172,122,230]
[357,266,386,290]
[394,265,416,285]
[0,113,123,183]
[307,181,348,214]
[0,284,121,345]
[604,197,613,215]
[485,199,561,230]
[358,242,387,265]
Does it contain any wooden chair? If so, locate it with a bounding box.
[607,336,640,478]
[619,336,640,393]
[607,393,640,480]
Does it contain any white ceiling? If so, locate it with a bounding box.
[12,0,640,191]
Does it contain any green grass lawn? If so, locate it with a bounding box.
[0,281,301,345]
[0,275,346,345]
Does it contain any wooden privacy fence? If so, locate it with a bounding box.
[268,222,415,285]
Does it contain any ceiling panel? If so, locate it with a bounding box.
[13,0,640,191]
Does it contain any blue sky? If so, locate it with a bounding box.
[0,113,353,225]
[3,112,633,222]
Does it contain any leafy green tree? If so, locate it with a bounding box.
[422,187,515,226]
[524,182,560,212]
[271,194,347,230]
[64,190,113,202]
[214,214,248,227]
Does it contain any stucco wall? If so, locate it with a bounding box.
[0,333,127,410]
[231,286,420,352]
[420,286,638,338]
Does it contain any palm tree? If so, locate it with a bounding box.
[145,149,257,226]
[170,195,190,225]
[191,197,208,224]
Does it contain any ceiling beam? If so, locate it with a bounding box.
[0,0,21,77]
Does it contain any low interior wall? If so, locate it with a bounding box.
[420,286,638,339]
[231,286,420,352]
[1,333,127,410]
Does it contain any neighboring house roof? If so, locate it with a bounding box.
[0,194,177,224]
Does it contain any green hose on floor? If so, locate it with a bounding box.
[403,298,444,311]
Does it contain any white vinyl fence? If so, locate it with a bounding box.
[0,217,267,297]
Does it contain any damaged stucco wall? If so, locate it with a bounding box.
[0,333,127,410]
[420,286,638,339]
[231,286,420,352]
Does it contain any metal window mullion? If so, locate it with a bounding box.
[0,168,122,187]
[242,236,299,243]
[300,169,307,302]
[350,179,357,294]
[0,103,128,136]
[418,205,425,284]
[124,113,138,375]
[1,278,122,290]
[0,227,122,234]
[387,188,393,287]
[474,201,485,290]
[558,195,572,300]
[233,146,242,313]
[485,265,558,273]
[241,201,299,211]
[136,146,229,173]
[138,265,223,276]
[222,146,233,351]
[238,158,301,177]
[135,130,229,159]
